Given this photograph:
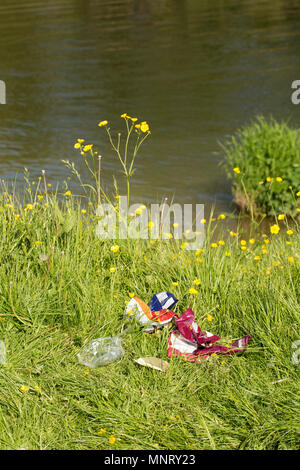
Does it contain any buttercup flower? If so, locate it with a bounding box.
[140,121,149,133]
[110,245,120,253]
[98,121,108,127]
[84,144,94,152]
[270,224,280,234]
[188,288,198,295]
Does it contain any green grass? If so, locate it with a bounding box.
[221,116,300,217]
[0,189,299,450]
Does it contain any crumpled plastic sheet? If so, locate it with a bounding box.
[168,308,251,362]
[77,336,124,368]
[0,340,6,365]
[125,292,177,332]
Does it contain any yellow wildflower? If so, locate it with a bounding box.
[270,224,280,234]
[188,288,198,295]
[193,279,201,286]
[140,121,149,133]
[278,214,285,221]
[110,245,120,253]
[233,167,240,174]
[83,144,93,152]
[64,190,71,196]
[286,230,293,235]
[98,120,108,127]
[109,435,116,445]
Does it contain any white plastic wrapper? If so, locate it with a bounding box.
[77,337,124,368]
[0,341,6,365]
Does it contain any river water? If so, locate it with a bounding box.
[0,0,300,213]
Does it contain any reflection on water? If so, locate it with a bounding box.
[0,0,300,213]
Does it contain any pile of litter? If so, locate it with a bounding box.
[77,291,251,369]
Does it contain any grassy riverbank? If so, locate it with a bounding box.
[0,191,299,450]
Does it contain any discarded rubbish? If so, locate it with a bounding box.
[134,356,169,372]
[125,292,177,332]
[77,337,124,368]
[0,340,6,365]
[168,308,251,362]
[150,292,178,312]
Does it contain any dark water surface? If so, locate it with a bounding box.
[1,0,300,212]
